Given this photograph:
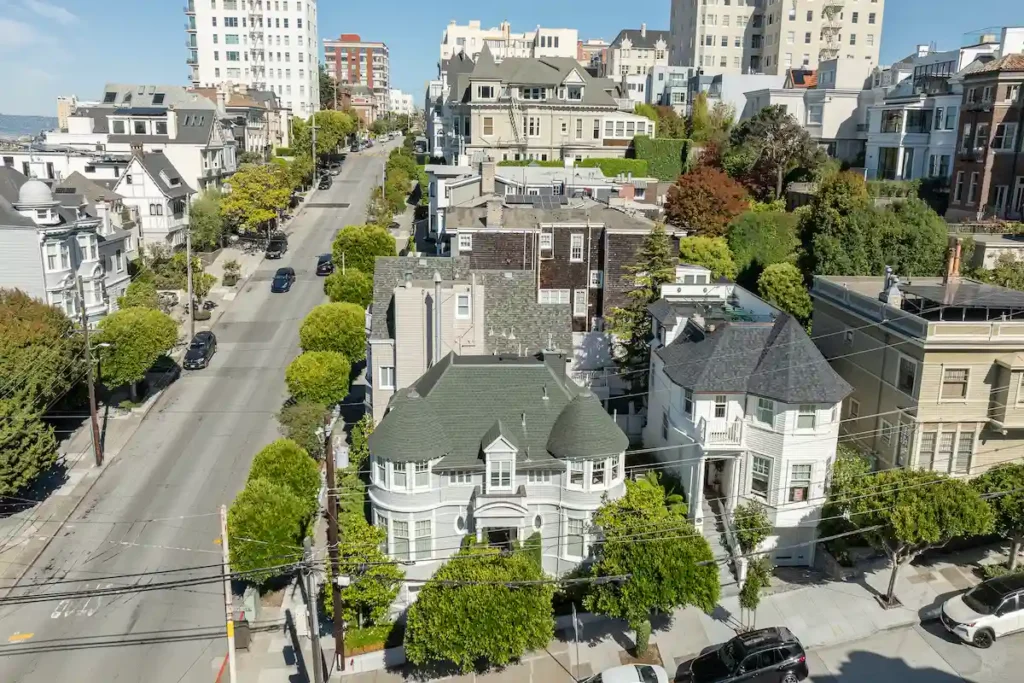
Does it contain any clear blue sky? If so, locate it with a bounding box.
[0,0,1017,116]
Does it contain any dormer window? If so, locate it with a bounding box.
[112,120,126,134]
[478,85,494,99]
[133,121,147,134]
[103,92,117,104]
[567,86,583,100]
[488,458,512,491]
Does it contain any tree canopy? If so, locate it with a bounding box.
[228,477,309,585]
[404,543,554,672]
[277,401,330,460]
[729,105,822,199]
[758,263,812,323]
[299,302,366,362]
[292,109,357,158]
[665,166,750,236]
[0,399,57,496]
[678,237,738,281]
[324,514,403,628]
[324,268,374,308]
[96,308,178,392]
[117,280,160,310]
[189,188,225,250]
[586,475,719,653]
[248,438,321,518]
[332,224,397,276]
[285,351,352,405]
[727,209,800,288]
[973,464,1024,570]
[221,163,291,233]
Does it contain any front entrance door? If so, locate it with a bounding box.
[486,527,518,549]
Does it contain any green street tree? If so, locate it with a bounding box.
[606,223,677,394]
[679,237,738,280]
[838,469,993,606]
[324,268,373,307]
[323,514,403,628]
[738,557,772,630]
[331,224,397,276]
[299,302,366,362]
[0,288,83,405]
[285,351,352,405]
[319,63,338,110]
[188,188,225,250]
[96,308,178,400]
[586,476,720,655]
[366,186,393,226]
[757,263,812,323]
[349,414,374,469]
[733,500,770,554]
[277,401,329,460]
[404,544,554,672]
[221,163,291,233]
[117,280,160,310]
[248,438,321,517]
[665,166,750,236]
[227,477,309,585]
[293,109,357,158]
[0,399,57,496]
[972,464,1024,570]
[727,209,799,288]
[729,105,822,199]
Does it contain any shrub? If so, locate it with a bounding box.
[576,158,649,177]
[117,280,160,310]
[275,147,294,157]
[866,179,921,198]
[679,237,738,280]
[758,263,812,323]
[248,438,321,517]
[285,351,352,405]
[278,401,329,460]
[633,135,690,181]
[299,302,366,362]
[324,268,373,308]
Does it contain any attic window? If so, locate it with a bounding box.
[137,86,145,94]
[103,92,117,103]
[169,177,180,186]
[153,93,165,105]
[123,93,132,104]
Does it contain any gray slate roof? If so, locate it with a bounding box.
[369,256,572,355]
[447,200,655,231]
[137,152,195,198]
[449,51,618,107]
[655,314,852,404]
[369,353,628,466]
[610,28,671,50]
[57,172,123,210]
[648,299,700,325]
[0,167,35,227]
[108,109,216,145]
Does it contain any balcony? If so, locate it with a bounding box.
[699,418,744,449]
[958,147,986,163]
[185,22,196,32]
[186,56,198,65]
[186,39,197,48]
[183,2,195,15]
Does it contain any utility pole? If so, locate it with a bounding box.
[311,120,319,186]
[76,277,103,468]
[323,413,345,672]
[220,504,238,683]
[304,536,325,683]
[186,227,195,341]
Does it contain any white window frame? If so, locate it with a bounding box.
[751,455,771,499]
[527,469,553,485]
[374,457,387,487]
[391,461,408,490]
[487,458,513,492]
[683,388,694,417]
[796,404,816,430]
[114,249,124,273]
[539,232,552,251]
[591,459,607,488]
[413,519,432,561]
[379,365,396,390]
[788,463,812,503]
[565,517,587,559]
[455,293,471,320]
[895,353,918,396]
[880,419,894,445]
[569,233,584,262]
[589,270,604,288]
[567,460,585,490]
[44,242,59,272]
[940,366,970,402]
[755,397,774,425]
[849,398,861,419]
[413,461,431,489]
[392,519,410,560]
[573,289,588,318]
[457,233,472,251]
[448,470,474,485]
[538,289,570,305]
[714,395,727,419]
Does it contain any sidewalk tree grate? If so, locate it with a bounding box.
[304,202,351,209]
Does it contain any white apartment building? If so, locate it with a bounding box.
[608,25,670,78]
[440,20,578,65]
[644,264,851,568]
[389,89,415,116]
[186,0,320,118]
[669,0,884,75]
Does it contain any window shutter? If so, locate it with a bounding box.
[773,409,786,433]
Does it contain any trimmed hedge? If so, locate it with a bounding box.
[633,136,690,181]
[275,147,294,157]
[866,179,921,198]
[497,160,566,167]
[577,158,649,178]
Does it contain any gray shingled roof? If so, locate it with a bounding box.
[655,314,851,404]
[369,256,572,355]
[447,200,655,231]
[57,171,123,210]
[475,56,618,107]
[108,109,216,145]
[0,167,38,228]
[137,152,195,198]
[610,28,670,50]
[648,299,699,325]
[368,353,627,466]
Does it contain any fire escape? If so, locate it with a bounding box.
[248,1,266,90]
[818,0,845,63]
[507,88,526,149]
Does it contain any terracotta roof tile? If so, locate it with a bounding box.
[977,53,1024,73]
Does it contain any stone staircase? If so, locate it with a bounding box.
[702,489,740,597]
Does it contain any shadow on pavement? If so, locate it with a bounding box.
[810,650,971,682]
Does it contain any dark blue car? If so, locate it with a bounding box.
[271,267,296,293]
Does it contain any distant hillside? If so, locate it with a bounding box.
[0,114,58,140]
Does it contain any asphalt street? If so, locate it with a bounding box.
[0,144,391,683]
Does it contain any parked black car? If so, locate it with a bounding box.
[265,235,288,259]
[316,253,334,276]
[680,628,808,683]
[183,331,217,370]
[318,175,332,190]
[271,267,296,293]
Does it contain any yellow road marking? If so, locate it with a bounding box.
[8,632,33,642]
[213,537,222,545]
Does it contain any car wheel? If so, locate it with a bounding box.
[973,629,994,649]
[781,671,799,683]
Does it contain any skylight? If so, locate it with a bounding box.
[103,92,116,103]
[153,93,166,105]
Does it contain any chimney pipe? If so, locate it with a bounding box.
[951,238,962,282]
[433,271,443,365]
[943,237,961,285]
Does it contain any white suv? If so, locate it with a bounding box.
[940,573,1024,648]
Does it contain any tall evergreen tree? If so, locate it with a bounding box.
[606,224,677,394]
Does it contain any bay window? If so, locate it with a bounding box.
[527,470,553,484]
[592,460,606,487]
[751,455,771,498]
[414,520,432,560]
[756,398,774,425]
[375,457,386,486]
[414,461,430,488]
[568,461,584,488]
[393,520,409,560]
[788,463,811,502]
[566,518,585,558]
[392,462,407,489]
[797,404,816,430]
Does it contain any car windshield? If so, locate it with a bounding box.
[189,340,206,349]
[718,640,741,669]
[963,584,1004,614]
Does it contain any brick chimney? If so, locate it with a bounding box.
[943,236,962,285]
[481,160,496,195]
[486,198,503,227]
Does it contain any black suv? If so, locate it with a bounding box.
[265,234,288,259]
[681,628,808,683]
[316,253,334,276]
[183,331,217,370]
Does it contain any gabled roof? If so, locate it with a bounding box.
[124,152,195,198]
[369,353,627,466]
[655,314,851,404]
[472,43,502,80]
[974,53,1024,74]
[610,28,670,50]
[57,171,123,210]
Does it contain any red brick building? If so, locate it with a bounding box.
[323,34,390,120]
[946,54,1024,222]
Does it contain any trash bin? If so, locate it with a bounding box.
[233,612,252,651]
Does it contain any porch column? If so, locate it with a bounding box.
[895,147,905,180]
[692,453,705,531]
